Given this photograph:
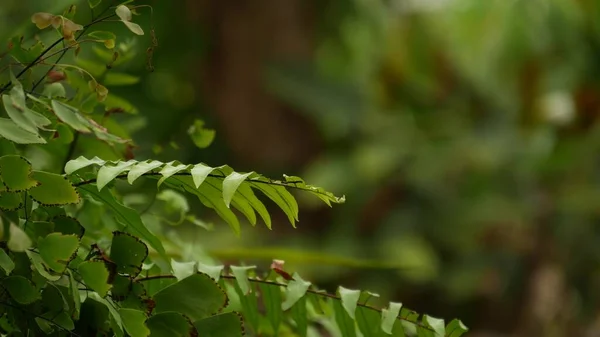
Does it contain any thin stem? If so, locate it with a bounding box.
[62,133,80,172]
[0,11,117,95]
[136,273,433,330]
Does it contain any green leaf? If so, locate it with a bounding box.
[0,155,37,191]
[235,184,271,228]
[223,172,254,208]
[67,270,81,319]
[110,231,148,277]
[42,83,66,98]
[356,306,385,337]
[53,216,85,238]
[26,250,60,281]
[339,287,361,319]
[88,0,101,8]
[187,119,216,149]
[38,233,79,273]
[171,259,196,281]
[51,100,92,133]
[445,319,468,337]
[193,312,244,337]
[259,283,283,334]
[88,31,116,41]
[29,171,80,206]
[8,37,44,64]
[90,293,123,334]
[64,156,106,174]
[291,296,308,337]
[145,312,195,337]
[333,299,357,337]
[0,118,46,144]
[165,176,241,235]
[381,302,402,334]
[233,280,259,333]
[251,183,298,226]
[197,262,223,281]
[0,249,14,275]
[122,21,144,35]
[2,275,40,304]
[2,94,37,134]
[190,163,215,188]
[79,185,166,260]
[119,308,150,337]
[7,222,31,252]
[231,265,255,295]
[153,273,227,321]
[97,160,135,190]
[105,73,140,86]
[78,261,112,297]
[420,315,445,337]
[157,162,189,187]
[282,272,311,310]
[127,160,163,184]
[0,192,23,211]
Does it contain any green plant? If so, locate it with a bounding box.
[0,1,468,336]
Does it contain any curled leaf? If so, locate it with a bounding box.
[31,13,55,29]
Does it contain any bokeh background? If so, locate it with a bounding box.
[4,0,600,336]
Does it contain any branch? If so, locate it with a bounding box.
[0,12,117,95]
[136,273,433,331]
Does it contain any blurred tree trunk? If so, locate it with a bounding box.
[187,0,322,171]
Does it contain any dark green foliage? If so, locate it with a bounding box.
[0,2,468,337]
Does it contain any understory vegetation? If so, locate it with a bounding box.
[0,2,468,336]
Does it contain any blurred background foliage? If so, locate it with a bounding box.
[3,0,600,336]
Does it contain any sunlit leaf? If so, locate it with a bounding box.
[97,160,135,190]
[223,172,254,208]
[282,272,311,310]
[0,118,46,144]
[381,302,402,334]
[78,261,112,297]
[157,162,188,187]
[38,233,79,273]
[122,21,144,35]
[231,265,255,295]
[445,319,469,337]
[187,119,215,149]
[171,259,196,281]
[197,262,223,281]
[65,156,106,174]
[7,222,31,252]
[127,160,162,184]
[2,94,37,134]
[119,308,150,337]
[51,100,92,133]
[0,155,37,191]
[29,171,80,206]
[153,273,227,321]
[339,287,361,319]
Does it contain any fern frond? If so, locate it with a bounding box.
[65,157,345,234]
[138,267,469,337]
